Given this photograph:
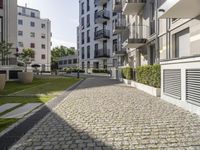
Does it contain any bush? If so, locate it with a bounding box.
[121,67,133,80]
[64,68,85,73]
[136,64,161,88]
[92,69,109,74]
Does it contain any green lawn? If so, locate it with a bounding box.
[0,77,80,132]
[0,119,18,132]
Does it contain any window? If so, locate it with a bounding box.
[81,2,84,15]
[81,17,85,29]
[30,21,35,27]
[22,8,26,14]
[73,59,77,64]
[41,34,46,39]
[30,32,35,37]
[18,31,23,36]
[87,14,90,27]
[41,44,46,49]
[41,54,46,59]
[0,0,3,9]
[68,59,72,64]
[81,47,85,59]
[41,24,46,28]
[64,60,67,64]
[87,0,90,11]
[18,19,23,25]
[31,12,35,18]
[174,28,190,58]
[81,32,85,44]
[87,46,90,58]
[87,30,90,43]
[30,43,35,48]
[87,61,90,69]
[18,42,23,47]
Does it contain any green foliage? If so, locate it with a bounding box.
[18,48,35,72]
[92,69,109,74]
[51,46,75,70]
[136,64,161,88]
[0,41,13,65]
[64,68,85,73]
[121,67,133,80]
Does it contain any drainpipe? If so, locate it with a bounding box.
[155,0,160,64]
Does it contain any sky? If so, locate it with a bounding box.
[18,0,79,49]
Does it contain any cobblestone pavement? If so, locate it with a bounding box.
[10,77,200,150]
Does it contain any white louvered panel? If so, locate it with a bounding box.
[163,69,181,99]
[186,69,200,104]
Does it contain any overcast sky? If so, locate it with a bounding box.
[18,0,79,49]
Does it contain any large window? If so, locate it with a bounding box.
[81,47,85,59]
[30,21,35,27]
[87,46,90,58]
[87,30,90,43]
[87,0,90,11]
[159,35,167,60]
[81,2,84,15]
[0,0,3,9]
[174,28,190,58]
[81,32,85,44]
[18,19,23,25]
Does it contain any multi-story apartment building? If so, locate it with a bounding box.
[17,6,51,71]
[78,0,126,72]
[0,0,19,80]
[115,0,200,115]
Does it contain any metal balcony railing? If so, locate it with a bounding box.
[94,29,110,40]
[94,49,110,58]
[122,25,148,43]
[95,0,108,6]
[95,10,110,21]
[0,57,17,66]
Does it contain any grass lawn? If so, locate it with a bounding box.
[0,118,18,132]
[0,77,80,132]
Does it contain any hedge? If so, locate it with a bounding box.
[121,67,133,80]
[64,68,85,73]
[136,64,161,88]
[92,69,109,74]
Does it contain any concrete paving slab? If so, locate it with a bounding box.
[0,103,42,118]
[0,103,21,113]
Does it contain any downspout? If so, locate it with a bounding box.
[155,0,160,64]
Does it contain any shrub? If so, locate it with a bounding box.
[92,69,109,74]
[136,64,161,88]
[121,67,133,80]
[64,68,85,73]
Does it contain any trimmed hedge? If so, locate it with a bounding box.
[136,64,161,88]
[92,69,109,74]
[121,67,133,80]
[64,68,85,73]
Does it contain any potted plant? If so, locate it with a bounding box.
[0,41,13,90]
[17,48,35,84]
[31,64,40,75]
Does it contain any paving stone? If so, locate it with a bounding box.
[10,77,200,149]
[0,103,21,113]
[1,103,42,118]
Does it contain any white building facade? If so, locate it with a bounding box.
[17,6,51,71]
[78,0,126,72]
[0,0,20,80]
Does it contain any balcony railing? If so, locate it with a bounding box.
[122,25,148,48]
[113,0,122,12]
[113,15,126,34]
[95,0,108,6]
[94,49,110,58]
[122,0,146,15]
[113,45,126,56]
[0,57,17,66]
[94,29,110,40]
[95,10,110,23]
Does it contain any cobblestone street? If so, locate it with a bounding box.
[11,77,200,150]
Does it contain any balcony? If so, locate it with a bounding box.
[122,0,146,15]
[113,48,127,56]
[95,10,110,24]
[122,25,148,48]
[0,58,17,66]
[94,29,110,41]
[158,0,200,19]
[113,0,122,12]
[95,0,108,6]
[113,15,126,34]
[94,49,110,59]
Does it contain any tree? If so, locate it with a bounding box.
[0,41,13,65]
[18,48,35,72]
[51,46,75,70]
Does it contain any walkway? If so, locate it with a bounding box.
[11,77,200,149]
